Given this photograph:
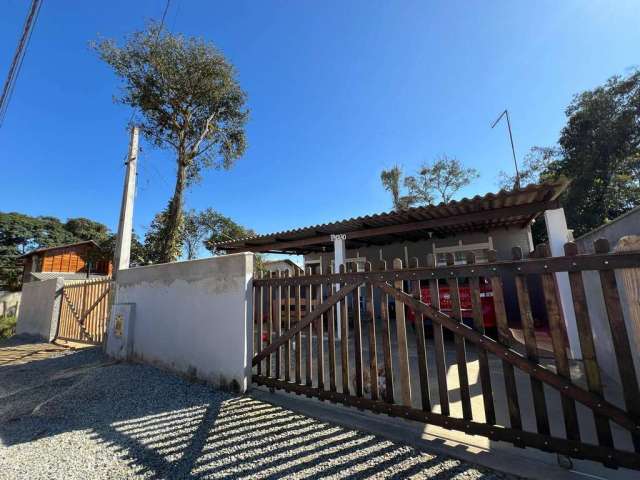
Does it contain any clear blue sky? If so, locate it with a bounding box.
[1,1,639,252]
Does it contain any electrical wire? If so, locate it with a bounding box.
[0,0,43,127]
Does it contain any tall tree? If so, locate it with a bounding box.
[405,155,479,204]
[143,209,177,265]
[64,217,111,243]
[552,70,640,236]
[500,70,640,237]
[380,165,415,210]
[94,23,249,263]
[497,147,558,190]
[201,210,255,254]
[143,207,255,261]
[0,212,141,289]
[182,209,210,260]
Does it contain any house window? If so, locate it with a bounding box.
[329,257,366,272]
[433,238,493,266]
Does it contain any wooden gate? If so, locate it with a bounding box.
[252,239,640,470]
[57,278,112,345]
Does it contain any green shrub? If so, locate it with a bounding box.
[0,315,16,339]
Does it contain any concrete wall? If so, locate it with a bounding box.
[109,253,254,392]
[575,206,640,254]
[16,278,64,341]
[0,291,21,317]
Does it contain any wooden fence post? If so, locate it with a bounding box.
[615,235,640,354]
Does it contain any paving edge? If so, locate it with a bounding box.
[248,386,594,480]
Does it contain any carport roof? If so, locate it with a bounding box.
[214,178,570,254]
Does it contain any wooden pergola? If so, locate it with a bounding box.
[214,179,570,255]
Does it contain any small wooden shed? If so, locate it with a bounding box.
[19,240,112,283]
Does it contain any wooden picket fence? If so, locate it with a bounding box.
[252,239,640,470]
[57,277,112,345]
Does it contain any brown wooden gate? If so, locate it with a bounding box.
[57,278,112,345]
[252,239,640,470]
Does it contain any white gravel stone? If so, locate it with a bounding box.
[0,346,515,479]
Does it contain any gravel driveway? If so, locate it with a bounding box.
[0,340,512,479]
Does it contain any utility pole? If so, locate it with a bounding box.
[113,126,139,280]
[491,109,521,189]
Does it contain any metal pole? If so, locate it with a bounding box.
[504,111,520,189]
[491,109,521,189]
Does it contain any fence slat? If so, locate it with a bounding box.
[327,266,337,393]
[564,242,613,449]
[365,262,379,401]
[295,272,302,384]
[351,263,364,397]
[467,252,495,425]
[316,265,325,391]
[256,272,263,376]
[305,267,313,389]
[445,253,472,420]
[537,244,580,442]
[378,260,394,404]
[393,258,412,408]
[411,257,431,411]
[284,271,291,382]
[266,273,273,378]
[513,246,551,436]
[427,253,449,417]
[487,250,523,435]
[275,271,282,379]
[594,238,640,452]
[340,264,350,396]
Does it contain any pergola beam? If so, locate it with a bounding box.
[227,199,559,254]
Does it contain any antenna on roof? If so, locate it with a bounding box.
[491,109,521,189]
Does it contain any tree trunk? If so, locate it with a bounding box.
[159,161,187,263]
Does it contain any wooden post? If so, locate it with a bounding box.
[351,262,364,397]
[487,249,523,438]
[378,260,394,404]
[411,257,431,412]
[446,253,472,420]
[615,236,640,355]
[364,262,379,401]
[327,265,337,393]
[284,270,291,382]
[467,252,495,425]
[427,252,449,416]
[513,246,551,436]
[595,238,640,452]
[393,258,412,408]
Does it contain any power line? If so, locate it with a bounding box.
[125,0,172,128]
[171,0,182,31]
[0,0,43,128]
[158,0,171,35]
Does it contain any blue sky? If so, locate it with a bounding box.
[1,0,639,256]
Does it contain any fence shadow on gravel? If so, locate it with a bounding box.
[0,348,489,479]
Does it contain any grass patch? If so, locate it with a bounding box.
[0,315,16,339]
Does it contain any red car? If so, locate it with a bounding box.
[407,279,496,329]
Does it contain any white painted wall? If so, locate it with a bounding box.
[16,278,64,341]
[109,253,254,392]
[544,208,581,359]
